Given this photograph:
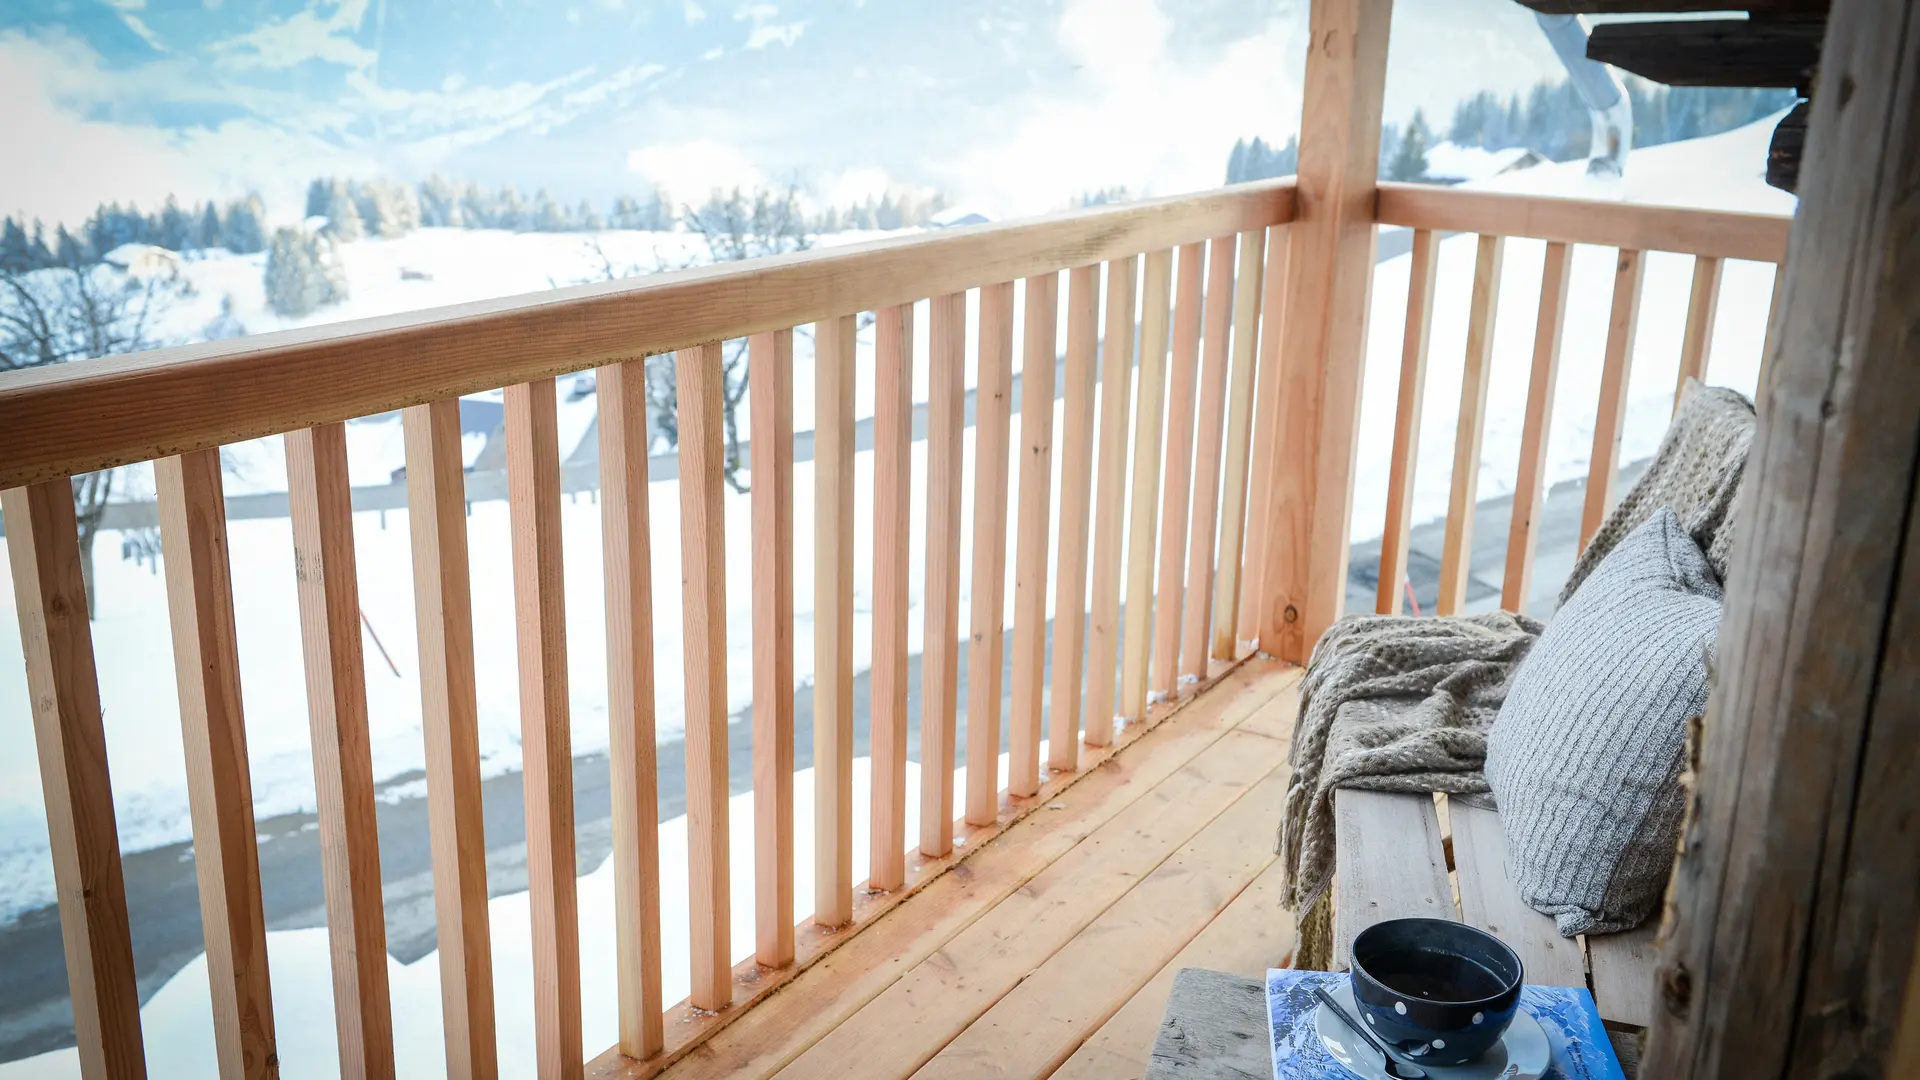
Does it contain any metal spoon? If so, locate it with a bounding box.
[1313,984,1428,1080]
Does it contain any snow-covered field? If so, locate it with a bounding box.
[0,115,1792,1075]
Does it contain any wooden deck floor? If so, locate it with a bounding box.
[658,657,1303,1080]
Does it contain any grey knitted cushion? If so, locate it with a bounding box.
[1485,508,1722,936]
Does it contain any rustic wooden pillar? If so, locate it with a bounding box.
[1646,2,1920,1075]
[1257,0,1391,662]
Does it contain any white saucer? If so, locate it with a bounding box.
[1313,981,1550,1080]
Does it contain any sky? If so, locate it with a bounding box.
[1,0,1572,228]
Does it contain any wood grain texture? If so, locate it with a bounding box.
[1502,241,1571,615]
[599,362,666,1056]
[920,293,968,856]
[285,424,395,1080]
[1332,790,1452,971]
[1121,249,1176,722]
[749,332,796,958]
[1588,925,1659,1028]
[1234,228,1291,646]
[1210,230,1267,658]
[1009,273,1059,797]
[1179,237,1238,682]
[675,345,733,1010]
[1585,17,1823,89]
[0,183,1296,490]
[1048,266,1100,774]
[1150,243,1206,698]
[1140,969,1271,1080]
[1448,802,1584,989]
[400,402,498,1077]
[1579,249,1646,553]
[1646,7,1920,1074]
[1375,182,1791,263]
[1675,255,1722,410]
[814,315,858,922]
[1084,257,1138,747]
[1375,228,1439,615]
[1437,234,1505,617]
[505,380,584,1079]
[2,480,146,1080]
[156,449,278,1080]
[1261,0,1391,663]
[966,283,1016,827]
[869,310,913,889]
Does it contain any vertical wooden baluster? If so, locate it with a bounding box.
[1180,235,1239,682]
[157,449,277,1080]
[1376,228,1440,615]
[1083,257,1138,747]
[1211,228,1267,660]
[3,480,145,1080]
[748,331,795,958]
[1502,242,1572,615]
[675,344,732,1009]
[870,308,914,887]
[1008,273,1059,798]
[966,283,1016,827]
[596,362,665,1054]
[285,424,396,1080]
[1150,243,1205,698]
[1235,228,1292,645]
[1437,234,1506,617]
[815,315,857,922]
[1580,249,1647,553]
[503,380,583,1079]
[399,403,497,1079]
[921,293,968,856]
[1756,262,1787,399]
[1120,248,1176,723]
[1047,266,1100,774]
[1675,255,1723,409]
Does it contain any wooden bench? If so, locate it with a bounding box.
[1332,789,1657,1070]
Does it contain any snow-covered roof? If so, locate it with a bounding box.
[930,207,992,228]
[1423,143,1543,184]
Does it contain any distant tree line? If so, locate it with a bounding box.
[1226,79,1798,184]
[0,194,268,273]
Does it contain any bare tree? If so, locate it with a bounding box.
[1,262,176,616]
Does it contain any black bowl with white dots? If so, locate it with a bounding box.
[1348,918,1524,1067]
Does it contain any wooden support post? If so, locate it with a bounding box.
[814,315,857,921]
[1084,258,1138,746]
[1580,249,1646,553]
[921,293,967,856]
[1437,234,1505,617]
[1009,272,1060,797]
[1376,228,1439,616]
[1120,249,1175,723]
[1211,229,1268,657]
[1259,0,1392,661]
[870,309,912,888]
[1501,242,1571,616]
[3,480,146,1080]
[286,424,396,1080]
[504,380,583,1079]
[399,403,498,1079]
[157,450,277,1080]
[596,363,666,1055]
[1048,266,1101,773]
[1647,5,1920,1073]
[675,344,732,1009]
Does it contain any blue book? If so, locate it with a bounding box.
[1265,969,1627,1080]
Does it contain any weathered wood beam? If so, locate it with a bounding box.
[1768,100,1811,193]
[1645,0,1920,1074]
[1513,0,1827,13]
[1587,18,1823,88]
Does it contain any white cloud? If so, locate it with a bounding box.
[625,138,765,201]
[819,167,893,207]
[683,0,707,23]
[742,20,804,49]
[206,0,375,73]
[701,45,725,61]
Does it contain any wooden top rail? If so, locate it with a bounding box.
[0,180,1295,489]
[1375,182,1792,264]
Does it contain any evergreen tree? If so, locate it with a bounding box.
[196,202,224,251]
[1386,109,1433,181]
[28,221,54,267]
[324,181,364,241]
[223,194,268,254]
[306,178,333,219]
[418,174,461,227]
[0,218,30,272]
[497,185,528,230]
[53,226,85,267]
[264,226,349,316]
[576,199,602,231]
[157,197,194,251]
[533,188,567,231]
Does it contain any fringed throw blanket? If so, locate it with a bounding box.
[1277,379,1756,971]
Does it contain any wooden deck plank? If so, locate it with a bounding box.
[1052,857,1296,1080]
[915,769,1292,1080]
[771,692,1293,1080]
[1332,790,1454,970]
[653,663,1298,1080]
[1589,924,1660,1029]
[1449,801,1585,989]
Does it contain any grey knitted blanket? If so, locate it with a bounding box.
[1278,379,1755,971]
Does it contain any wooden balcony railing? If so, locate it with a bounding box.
[0,179,1298,1080]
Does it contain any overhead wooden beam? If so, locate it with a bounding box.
[1586,18,1824,88]
[1646,1,1920,1074]
[1513,0,1828,14]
